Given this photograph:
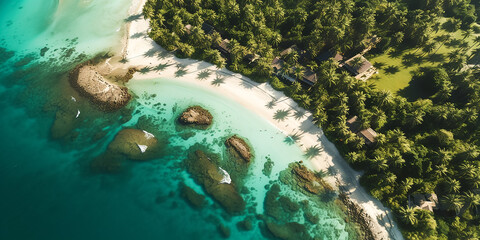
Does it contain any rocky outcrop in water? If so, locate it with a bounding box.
[339,192,377,240]
[286,162,332,194]
[178,106,213,128]
[107,128,161,160]
[69,65,131,111]
[185,150,245,214]
[225,135,252,162]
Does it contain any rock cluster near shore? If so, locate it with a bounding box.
[289,162,332,194]
[69,65,131,111]
[338,192,377,240]
[225,135,252,162]
[185,150,245,214]
[178,106,213,128]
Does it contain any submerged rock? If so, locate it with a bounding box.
[217,223,231,239]
[179,182,206,209]
[225,135,253,162]
[185,150,245,214]
[40,47,49,57]
[50,109,77,139]
[90,152,125,173]
[178,106,213,128]
[69,65,131,111]
[236,217,254,231]
[265,221,310,240]
[108,128,161,160]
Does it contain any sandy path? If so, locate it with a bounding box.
[121,0,404,239]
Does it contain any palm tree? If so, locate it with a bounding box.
[441,194,463,215]
[371,156,388,171]
[294,65,305,81]
[401,178,414,194]
[399,206,418,226]
[435,164,449,176]
[445,178,461,193]
[459,192,480,216]
[376,90,393,108]
[271,32,282,47]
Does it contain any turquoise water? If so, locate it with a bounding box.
[0,1,357,239]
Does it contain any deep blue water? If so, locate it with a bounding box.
[0,1,357,239]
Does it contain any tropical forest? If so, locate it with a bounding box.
[143,0,480,239]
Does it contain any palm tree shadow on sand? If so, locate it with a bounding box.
[266,98,277,109]
[197,69,211,80]
[211,74,225,86]
[294,110,306,120]
[144,48,157,58]
[125,13,142,22]
[304,144,323,159]
[284,131,303,145]
[153,62,171,72]
[139,66,152,74]
[273,109,290,121]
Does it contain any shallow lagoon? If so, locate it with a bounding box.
[0,0,357,239]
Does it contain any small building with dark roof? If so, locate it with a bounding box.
[271,57,295,82]
[201,23,215,35]
[301,69,317,86]
[343,54,377,81]
[408,193,438,212]
[346,116,378,145]
[217,39,231,56]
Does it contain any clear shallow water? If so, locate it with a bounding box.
[0,1,357,239]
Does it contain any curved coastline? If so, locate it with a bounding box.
[123,0,404,239]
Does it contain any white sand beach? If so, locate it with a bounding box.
[121,0,405,239]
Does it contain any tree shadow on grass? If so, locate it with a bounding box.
[398,69,435,101]
[273,109,290,121]
[373,62,386,69]
[445,38,462,48]
[402,53,423,67]
[384,65,400,75]
[427,53,445,63]
[388,48,405,58]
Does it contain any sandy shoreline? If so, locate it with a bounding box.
[120,0,404,239]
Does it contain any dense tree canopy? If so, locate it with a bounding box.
[144,0,480,239]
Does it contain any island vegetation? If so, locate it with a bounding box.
[143,0,480,239]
